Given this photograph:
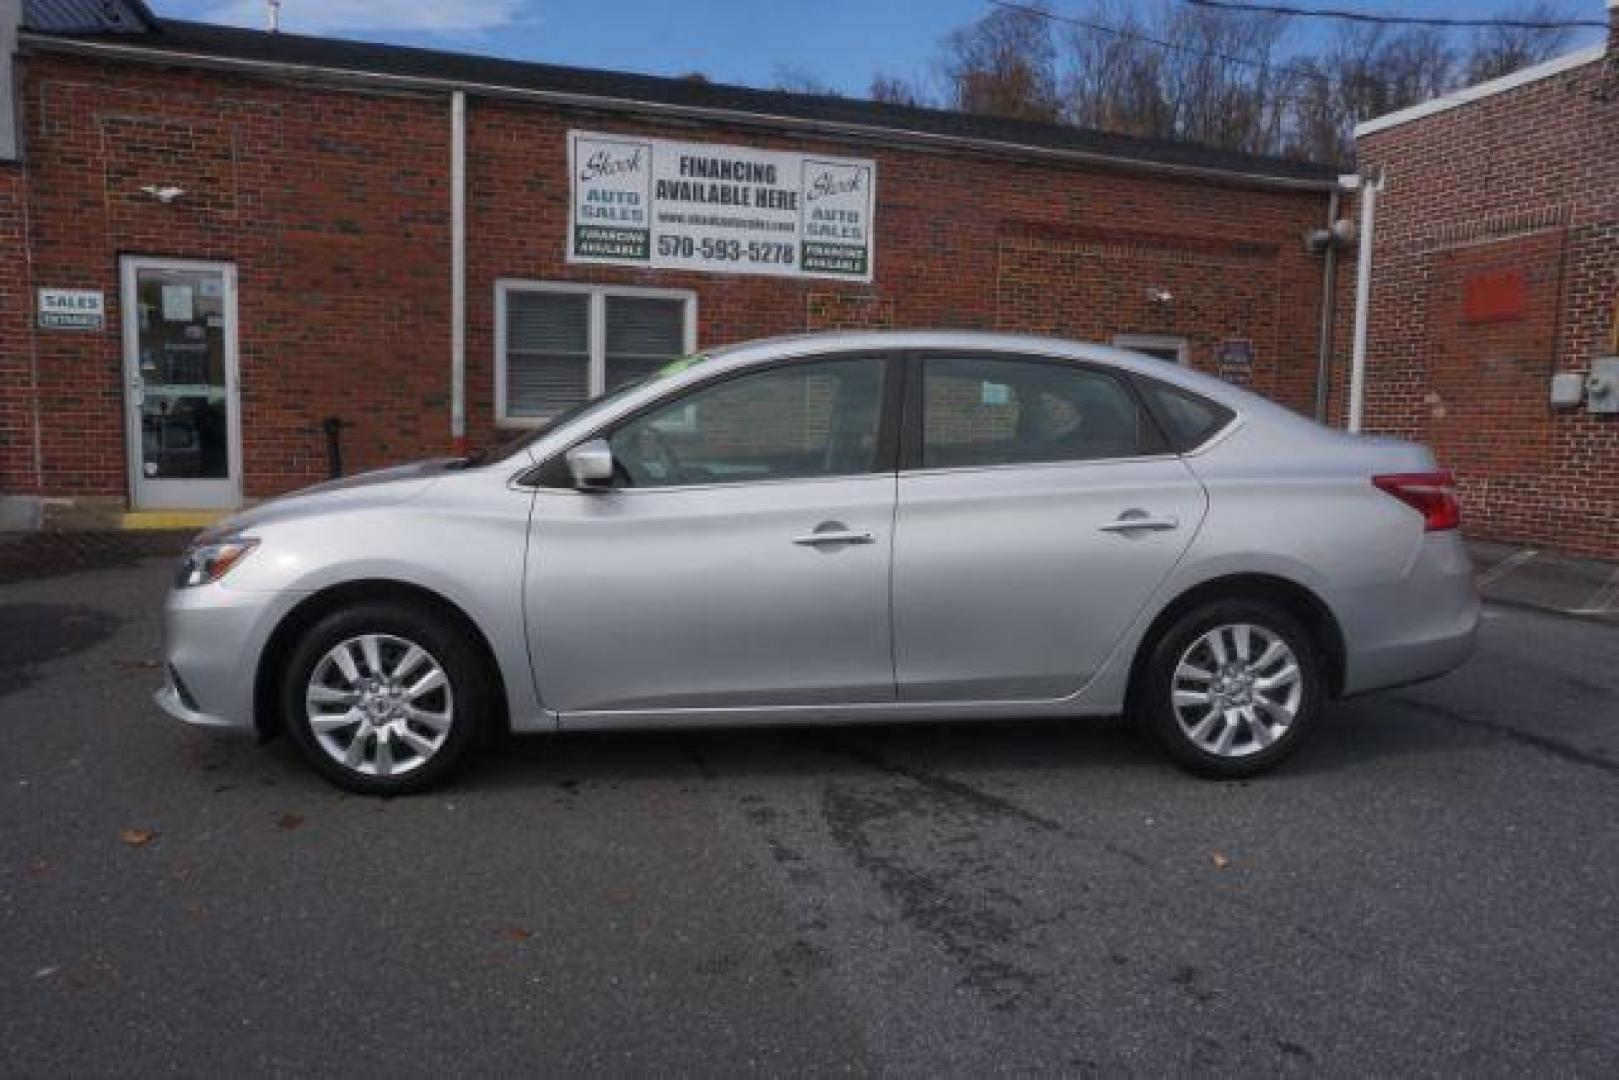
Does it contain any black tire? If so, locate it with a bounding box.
[1134,598,1325,778]
[281,600,493,795]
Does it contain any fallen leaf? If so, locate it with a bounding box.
[498,927,532,942]
[26,859,49,877]
[33,966,58,979]
[276,813,305,831]
[1211,852,1231,870]
[607,888,635,906]
[119,827,157,847]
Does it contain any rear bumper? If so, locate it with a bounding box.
[1338,531,1480,696]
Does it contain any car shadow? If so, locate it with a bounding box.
[461,698,1464,793]
[473,714,1147,789]
[0,601,125,698]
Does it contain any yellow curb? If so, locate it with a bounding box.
[118,511,230,531]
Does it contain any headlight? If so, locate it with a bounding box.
[175,537,259,588]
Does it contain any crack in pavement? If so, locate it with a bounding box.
[1391,694,1619,777]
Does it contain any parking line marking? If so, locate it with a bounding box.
[1477,549,1538,586]
[1572,566,1619,615]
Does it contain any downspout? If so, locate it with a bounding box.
[1312,185,1341,423]
[450,90,467,455]
[1345,168,1384,434]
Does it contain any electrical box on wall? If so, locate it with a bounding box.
[1550,372,1584,407]
[1588,358,1619,414]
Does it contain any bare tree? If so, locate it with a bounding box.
[899,0,1586,164]
[772,64,842,98]
[869,73,932,108]
[1163,2,1292,154]
[1063,1,1174,139]
[1060,0,1291,154]
[1279,57,1345,162]
[939,1,1061,122]
[1464,2,1576,83]
[1273,22,1456,161]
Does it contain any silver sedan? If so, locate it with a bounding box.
[157,332,1479,794]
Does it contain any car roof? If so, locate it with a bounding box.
[707,330,1285,408]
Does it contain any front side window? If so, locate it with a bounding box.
[497,283,694,425]
[609,358,886,488]
[920,356,1157,469]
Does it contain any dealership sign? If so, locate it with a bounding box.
[567,131,876,282]
[37,288,105,330]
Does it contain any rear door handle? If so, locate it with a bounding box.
[1099,514,1179,533]
[792,530,875,546]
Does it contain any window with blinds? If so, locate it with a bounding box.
[496,283,695,426]
[605,295,687,392]
[504,291,590,419]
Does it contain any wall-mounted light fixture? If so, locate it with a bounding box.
[1146,285,1174,305]
[140,185,185,204]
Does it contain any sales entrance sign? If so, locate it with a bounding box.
[38,288,105,330]
[568,131,876,282]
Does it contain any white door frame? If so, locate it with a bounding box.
[120,257,243,509]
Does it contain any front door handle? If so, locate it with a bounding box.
[792,528,875,546]
[1099,514,1180,533]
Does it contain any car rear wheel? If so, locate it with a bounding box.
[282,601,490,794]
[1137,599,1324,777]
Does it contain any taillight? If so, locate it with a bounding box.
[1373,471,1460,532]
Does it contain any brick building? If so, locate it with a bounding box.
[0,0,1350,524]
[1349,0,1619,559]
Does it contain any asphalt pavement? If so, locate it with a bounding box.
[2,540,1617,1075]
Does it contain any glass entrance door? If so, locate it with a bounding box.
[121,259,241,509]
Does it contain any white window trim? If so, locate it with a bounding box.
[495,280,698,428]
[1112,333,1190,366]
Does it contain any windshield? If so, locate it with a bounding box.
[463,353,711,467]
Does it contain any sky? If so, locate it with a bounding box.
[147,1,1613,97]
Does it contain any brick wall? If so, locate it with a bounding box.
[14,54,452,498]
[1356,48,1619,558]
[5,51,1336,506]
[464,102,1333,452]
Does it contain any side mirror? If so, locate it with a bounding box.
[565,438,615,490]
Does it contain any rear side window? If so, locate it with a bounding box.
[1136,378,1235,452]
[918,356,1161,469]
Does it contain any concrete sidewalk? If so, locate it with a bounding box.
[1470,539,1619,623]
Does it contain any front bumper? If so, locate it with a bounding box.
[156,582,303,734]
[154,680,247,731]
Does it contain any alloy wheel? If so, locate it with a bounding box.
[1170,623,1302,758]
[305,633,455,777]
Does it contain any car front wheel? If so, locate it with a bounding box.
[1137,599,1324,778]
[282,601,490,794]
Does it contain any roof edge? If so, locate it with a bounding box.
[1355,44,1606,139]
[17,29,1340,192]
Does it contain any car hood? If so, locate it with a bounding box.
[203,459,459,537]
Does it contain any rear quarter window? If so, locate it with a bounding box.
[1136,378,1235,452]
